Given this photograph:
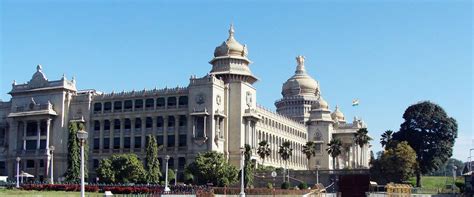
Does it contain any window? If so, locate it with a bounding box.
[167,135,175,147]
[157,136,164,147]
[145,98,154,108]
[124,137,131,149]
[168,116,175,127]
[178,157,186,170]
[135,99,143,109]
[40,121,47,136]
[26,121,37,136]
[156,117,163,128]
[26,160,35,168]
[315,144,322,153]
[167,97,176,107]
[0,161,6,176]
[178,96,188,106]
[103,138,110,149]
[135,118,142,129]
[114,119,120,130]
[156,98,165,108]
[146,117,152,128]
[315,132,322,141]
[195,117,204,137]
[39,159,44,168]
[94,138,100,150]
[179,115,187,127]
[114,101,122,112]
[39,140,46,149]
[114,137,120,149]
[94,120,100,131]
[134,137,142,148]
[179,134,187,147]
[26,140,36,150]
[124,119,131,130]
[93,103,102,113]
[124,100,133,110]
[104,102,112,111]
[93,159,99,168]
[104,120,110,130]
[168,157,174,169]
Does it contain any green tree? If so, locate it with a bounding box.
[167,169,176,185]
[302,141,316,168]
[145,135,161,184]
[243,144,255,188]
[429,158,464,176]
[380,130,394,149]
[97,154,146,183]
[326,138,342,169]
[392,101,458,187]
[278,141,293,182]
[186,151,238,187]
[373,141,417,184]
[257,140,271,166]
[354,128,372,167]
[64,122,88,183]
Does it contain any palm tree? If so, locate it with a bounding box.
[380,130,394,149]
[326,138,342,169]
[257,140,271,166]
[354,128,372,167]
[278,141,293,182]
[302,141,316,169]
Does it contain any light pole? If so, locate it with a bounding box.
[174,169,178,186]
[316,165,320,185]
[164,155,170,192]
[49,146,55,184]
[16,157,20,188]
[452,165,457,194]
[240,147,245,197]
[77,129,88,197]
[470,148,474,171]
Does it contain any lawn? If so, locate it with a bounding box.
[0,188,102,197]
[408,176,464,194]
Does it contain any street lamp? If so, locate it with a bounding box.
[16,157,21,188]
[77,129,88,197]
[315,165,320,185]
[240,147,245,197]
[174,169,178,186]
[49,146,55,184]
[469,148,474,171]
[164,155,170,192]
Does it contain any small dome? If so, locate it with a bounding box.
[214,24,248,57]
[312,96,329,109]
[331,105,345,122]
[282,56,319,97]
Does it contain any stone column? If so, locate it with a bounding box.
[130,118,135,152]
[163,116,169,153]
[203,116,207,138]
[36,120,41,149]
[152,116,158,137]
[23,121,27,150]
[120,118,124,152]
[174,115,179,151]
[141,117,146,152]
[46,118,51,150]
[99,119,104,153]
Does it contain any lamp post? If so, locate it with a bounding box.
[77,129,88,197]
[240,147,245,197]
[49,146,55,184]
[315,165,320,185]
[174,169,178,186]
[452,165,457,194]
[16,157,20,188]
[470,148,474,171]
[164,155,170,192]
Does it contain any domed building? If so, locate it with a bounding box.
[0,25,371,183]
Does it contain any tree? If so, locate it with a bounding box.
[185,151,238,187]
[97,154,146,183]
[354,128,372,167]
[370,141,417,184]
[145,135,161,184]
[392,101,458,187]
[302,141,316,168]
[380,130,394,149]
[64,122,88,183]
[167,169,176,185]
[429,158,464,176]
[257,140,271,166]
[278,141,293,182]
[326,138,342,169]
[243,144,255,188]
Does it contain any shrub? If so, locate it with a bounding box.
[281,182,290,189]
[266,182,273,189]
[298,182,308,190]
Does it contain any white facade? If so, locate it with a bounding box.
[0,25,370,182]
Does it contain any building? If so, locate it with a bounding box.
[0,25,371,183]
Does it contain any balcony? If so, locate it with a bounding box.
[8,102,57,118]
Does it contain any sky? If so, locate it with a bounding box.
[1,0,472,161]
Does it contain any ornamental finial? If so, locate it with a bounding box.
[295,55,306,74]
[228,24,235,39]
[37,64,43,72]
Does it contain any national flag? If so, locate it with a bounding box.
[352,99,359,106]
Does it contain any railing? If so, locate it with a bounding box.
[14,103,53,113]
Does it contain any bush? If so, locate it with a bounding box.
[298,182,308,190]
[281,182,290,189]
[455,182,465,193]
[267,182,273,189]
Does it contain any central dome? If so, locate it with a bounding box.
[214,24,248,58]
[282,56,319,97]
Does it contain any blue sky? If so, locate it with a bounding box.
[1,0,472,161]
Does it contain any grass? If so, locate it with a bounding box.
[0,188,102,197]
[407,176,464,194]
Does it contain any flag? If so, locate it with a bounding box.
[352,99,359,106]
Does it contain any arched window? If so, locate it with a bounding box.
[135,99,143,109]
[124,119,131,130]
[179,115,187,127]
[178,96,188,107]
[114,101,122,112]
[114,119,120,131]
[135,118,142,129]
[156,98,165,108]
[104,102,112,112]
[145,98,154,109]
[146,117,152,128]
[167,97,176,107]
[124,100,133,110]
[104,120,110,130]
[93,103,102,113]
[94,120,100,131]
[156,117,164,128]
[315,131,322,141]
[168,116,175,127]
